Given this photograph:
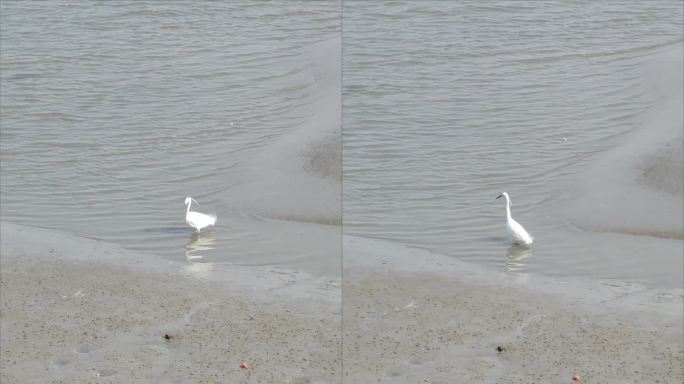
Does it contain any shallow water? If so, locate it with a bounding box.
[1,1,682,288]
[0,1,341,273]
[343,1,683,287]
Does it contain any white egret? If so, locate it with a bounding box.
[496,192,533,246]
[184,197,217,233]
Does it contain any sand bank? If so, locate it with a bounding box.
[560,45,683,241]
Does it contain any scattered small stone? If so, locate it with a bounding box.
[240,362,249,369]
[571,374,581,382]
[496,345,506,352]
[163,334,172,340]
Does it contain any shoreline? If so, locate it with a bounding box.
[343,235,683,319]
[343,266,683,383]
[1,221,342,383]
[2,222,681,382]
[343,236,683,383]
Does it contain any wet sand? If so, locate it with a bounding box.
[639,139,684,197]
[562,45,683,242]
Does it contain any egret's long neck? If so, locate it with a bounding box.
[505,196,512,220]
[186,201,191,215]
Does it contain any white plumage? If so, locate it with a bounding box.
[496,192,533,246]
[184,197,217,233]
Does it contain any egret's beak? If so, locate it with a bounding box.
[496,194,503,199]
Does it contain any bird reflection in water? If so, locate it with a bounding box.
[185,233,216,261]
[505,245,532,273]
[183,233,216,279]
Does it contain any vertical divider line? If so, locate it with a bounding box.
[339,0,344,381]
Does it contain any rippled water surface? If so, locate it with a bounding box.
[343,1,683,287]
[1,1,341,273]
[2,1,682,287]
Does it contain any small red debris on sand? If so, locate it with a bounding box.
[240,362,249,369]
[571,375,581,382]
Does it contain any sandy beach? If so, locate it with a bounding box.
[343,269,683,383]
[2,223,682,383]
[343,236,683,384]
[2,2,682,384]
[1,222,341,384]
[1,257,341,384]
